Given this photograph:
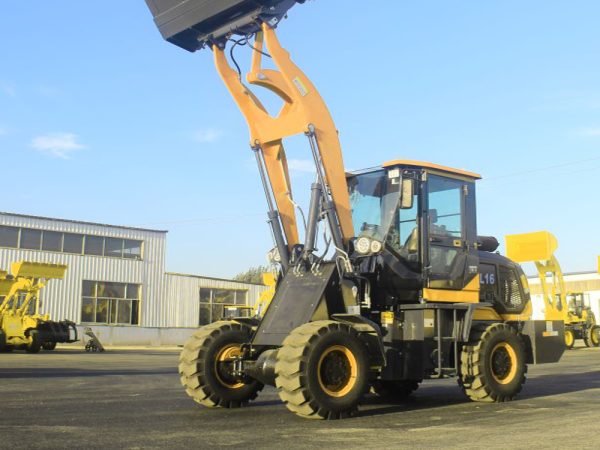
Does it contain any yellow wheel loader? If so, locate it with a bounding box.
[505,231,600,349]
[0,262,77,353]
[146,0,565,419]
[565,292,599,348]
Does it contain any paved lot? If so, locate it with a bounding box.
[1,345,600,449]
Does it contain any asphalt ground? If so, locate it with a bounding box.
[1,345,600,450]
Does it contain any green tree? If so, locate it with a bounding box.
[233,265,270,284]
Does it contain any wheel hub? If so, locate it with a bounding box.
[317,345,357,397]
[214,344,244,389]
[490,342,517,385]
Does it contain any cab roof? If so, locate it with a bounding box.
[382,159,482,180]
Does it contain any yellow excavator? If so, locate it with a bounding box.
[146,0,565,419]
[0,261,77,353]
[505,231,600,349]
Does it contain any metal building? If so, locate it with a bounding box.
[0,212,266,345]
[527,271,600,320]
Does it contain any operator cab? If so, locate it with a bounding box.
[347,160,481,306]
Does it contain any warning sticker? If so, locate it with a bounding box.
[292,77,309,96]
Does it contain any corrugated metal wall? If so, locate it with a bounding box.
[1,212,267,329]
[164,273,267,328]
[0,213,167,327]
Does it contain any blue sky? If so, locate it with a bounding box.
[1,1,599,277]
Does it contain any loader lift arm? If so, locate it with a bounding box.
[505,231,568,321]
[213,24,354,268]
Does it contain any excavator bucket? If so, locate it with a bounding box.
[10,262,67,280]
[505,231,558,263]
[145,0,303,51]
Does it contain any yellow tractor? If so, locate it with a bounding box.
[0,261,77,353]
[505,231,600,349]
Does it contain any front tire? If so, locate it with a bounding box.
[583,325,600,347]
[26,330,42,354]
[275,320,370,420]
[459,323,527,403]
[179,321,263,408]
[564,328,575,349]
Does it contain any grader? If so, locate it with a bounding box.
[0,261,77,353]
[146,0,565,418]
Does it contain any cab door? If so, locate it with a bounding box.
[424,173,479,295]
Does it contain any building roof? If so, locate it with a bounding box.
[0,211,168,234]
[166,272,265,286]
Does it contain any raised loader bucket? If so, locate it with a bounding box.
[505,231,558,263]
[11,262,67,280]
[145,0,303,51]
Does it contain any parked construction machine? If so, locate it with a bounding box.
[146,0,565,418]
[506,231,600,349]
[0,261,77,353]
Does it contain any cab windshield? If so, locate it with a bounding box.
[347,170,401,241]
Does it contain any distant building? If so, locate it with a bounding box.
[0,212,266,345]
[527,271,600,320]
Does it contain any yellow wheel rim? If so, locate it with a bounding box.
[592,329,599,346]
[490,342,518,385]
[214,344,244,389]
[317,345,358,397]
[565,330,574,348]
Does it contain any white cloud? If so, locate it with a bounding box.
[577,127,600,137]
[287,159,315,173]
[31,133,85,159]
[192,128,222,143]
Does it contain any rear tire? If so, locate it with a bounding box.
[564,328,575,349]
[371,379,421,401]
[179,320,263,408]
[583,325,600,348]
[459,323,527,403]
[42,341,57,351]
[25,330,42,354]
[275,320,369,420]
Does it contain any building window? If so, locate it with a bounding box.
[105,237,123,258]
[42,231,63,252]
[84,235,104,256]
[81,280,141,325]
[199,288,248,325]
[63,233,84,253]
[0,225,143,260]
[0,226,19,248]
[20,228,42,250]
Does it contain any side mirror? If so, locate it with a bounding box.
[400,178,414,209]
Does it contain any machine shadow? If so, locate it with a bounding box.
[357,369,600,418]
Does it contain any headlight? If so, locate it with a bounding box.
[370,240,382,253]
[355,237,371,254]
